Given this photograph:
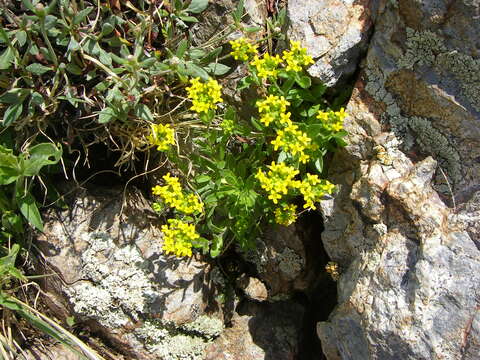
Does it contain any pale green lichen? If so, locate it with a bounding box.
[180,315,224,340]
[65,232,159,329]
[364,39,463,188]
[134,317,223,360]
[399,28,480,112]
[398,28,446,69]
[277,248,304,280]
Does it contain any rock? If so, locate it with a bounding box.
[35,185,222,360]
[317,0,480,358]
[204,300,305,360]
[244,221,326,299]
[237,276,268,302]
[287,0,378,86]
[191,0,266,44]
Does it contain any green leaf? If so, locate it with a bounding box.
[205,63,230,75]
[0,47,14,70]
[244,26,262,33]
[178,15,198,23]
[0,88,31,104]
[3,103,23,127]
[195,174,211,183]
[30,92,44,106]
[186,0,209,14]
[101,23,114,36]
[0,149,19,185]
[233,0,244,23]
[22,143,62,177]
[65,63,82,75]
[15,30,27,47]
[25,63,52,75]
[294,73,311,89]
[176,39,189,58]
[185,62,209,80]
[73,6,93,25]
[134,103,154,121]
[314,157,323,173]
[16,190,43,231]
[98,107,116,123]
[210,234,223,257]
[311,83,327,98]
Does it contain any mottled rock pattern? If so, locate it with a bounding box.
[204,300,305,360]
[244,222,325,299]
[36,185,222,360]
[316,0,480,358]
[287,0,378,86]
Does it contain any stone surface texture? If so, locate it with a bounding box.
[36,185,223,360]
[316,0,480,359]
[243,221,326,299]
[205,300,305,360]
[287,0,378,86]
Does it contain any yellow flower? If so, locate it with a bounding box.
[148,123,175,151]
[282,40,314,72]
[316,108,346,132]
[298,174,335,210]
[255,161,299,204]
[229,38,257,61]
[256,95,291,127]
[270,122,312,163]
[161,219,199,257]
[152,173,203,215]
[275,203,298,226]
[251,53,282,79]
[186,78,223,114]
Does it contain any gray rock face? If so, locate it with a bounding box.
[287,0,378,86]
[317,0,480,359]
[36,185,223,360]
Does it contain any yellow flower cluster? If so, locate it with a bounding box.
[152,173,203,215]
[221,118,235,134]
[229,38,257,61]
[148,123,175,151]
[271,122,312,163]
[316,108,347,132]
[186,78,223,114]
[256,95,290,127]
[282,40,314,72]
[251,53,283,79]
[274,203,298,226]
[297,173,335,210]
[161,218,199,257]
[255,161,299,204]
[325,261,340,281]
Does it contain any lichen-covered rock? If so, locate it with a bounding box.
[316,0,480,358]
[35,185,222,360]
[244,222,326,299]
[204,300,305,360]
[287,0,378,86]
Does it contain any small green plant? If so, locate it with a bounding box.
[149,38,348,257]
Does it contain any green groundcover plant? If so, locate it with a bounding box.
[148,38,347,258]
[0,0,348,354]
